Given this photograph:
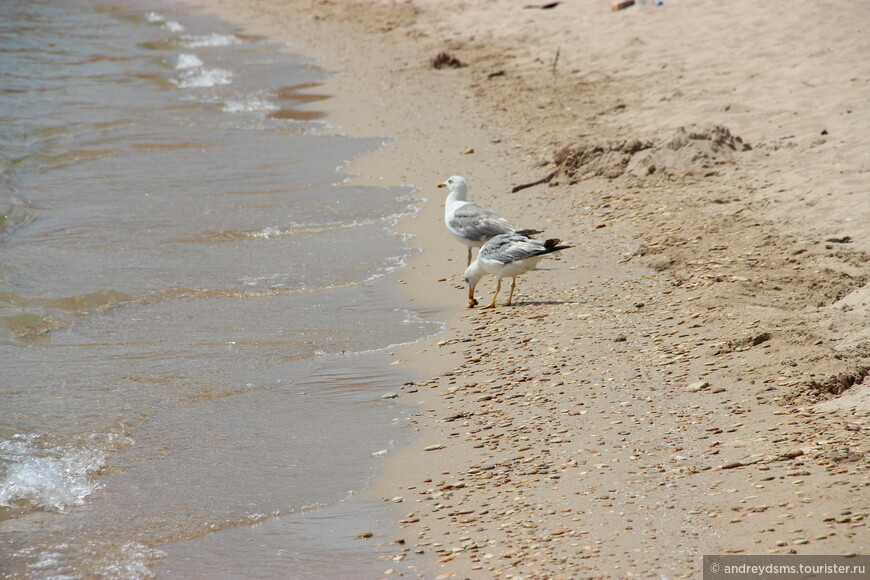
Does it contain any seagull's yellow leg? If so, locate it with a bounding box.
[467,248,473,267]
[482,279,501,309]
[505,277,517,306]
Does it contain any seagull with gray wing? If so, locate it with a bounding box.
[439,175,540,267]
[464,233,571,309]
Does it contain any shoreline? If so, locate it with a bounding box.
[179,1,868,578]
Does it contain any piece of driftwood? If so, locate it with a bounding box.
[511,170,556,193]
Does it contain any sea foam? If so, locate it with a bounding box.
[174,53,203,70]
[145,11,184,32]
[222,97,280,114]
[180,33,241,48]
[0,432,133,513]
[172,67,234,89]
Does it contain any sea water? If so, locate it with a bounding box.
[0,0,440,577]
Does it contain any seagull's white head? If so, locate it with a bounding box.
[437,175,468,200]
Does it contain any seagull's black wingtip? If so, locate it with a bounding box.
[543,238,572,253]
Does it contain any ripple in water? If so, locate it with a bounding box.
[179,33,241,48]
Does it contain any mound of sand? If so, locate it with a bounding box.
[554,124,751,181]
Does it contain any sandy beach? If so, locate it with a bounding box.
[183,0,868,577]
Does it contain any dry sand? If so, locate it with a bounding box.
[183,0,868,577]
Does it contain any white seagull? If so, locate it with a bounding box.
[464,233,571,309]
[439,175,540,266]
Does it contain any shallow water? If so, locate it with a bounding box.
[0,0,439,576]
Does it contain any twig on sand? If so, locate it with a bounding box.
[552,47,560,79]
[512,170,556,193]
[523,2,562,9]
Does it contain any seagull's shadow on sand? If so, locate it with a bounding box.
[469,297,584,309]
[508,298,576,307]
[486,265,580,308]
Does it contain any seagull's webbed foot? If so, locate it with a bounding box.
[482,282,500,309]
[481,280,502,309]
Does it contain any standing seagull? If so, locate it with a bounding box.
[464,233,571,309]
[439,175,540,266]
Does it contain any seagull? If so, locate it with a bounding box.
[439,175,540,266]
[464,233,571,309]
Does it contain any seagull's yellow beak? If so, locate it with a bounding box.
[437,182,446,188]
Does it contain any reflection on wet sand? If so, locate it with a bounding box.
[269,82,330,120]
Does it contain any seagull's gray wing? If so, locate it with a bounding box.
[479,234,548,264]
[448,202,514,242]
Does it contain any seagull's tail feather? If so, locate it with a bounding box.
[543,238,572,254]
[515,228,543,238]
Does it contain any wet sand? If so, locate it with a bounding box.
[183,1,869,577]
